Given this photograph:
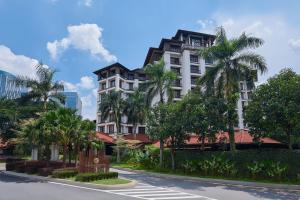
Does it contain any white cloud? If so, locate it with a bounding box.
[81,94,92,107]
[288,39,300,51]
[62,81,77,91]
[197,14,300,83]
[47,24,117,62]
[0,45,39,78]
[78,0,93,7]
[77,76,95,89]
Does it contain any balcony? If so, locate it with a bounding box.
[172,80,181,87]
[170,57,180,65]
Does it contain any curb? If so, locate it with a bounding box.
[112,167,300,190]
[2,170,137,190]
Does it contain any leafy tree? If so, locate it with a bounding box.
[142,58,177,105]
[17,62,64,112]
[182,92,226,150]
[124,90,147,139]
[245,68,300,150]
[0,98,17,140]
[198,26,267,151]
[99,91,126,162]
[142,58,177,167]
[145,104,168,167]
[163,102,188,170]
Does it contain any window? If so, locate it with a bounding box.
[173,79,181,87]
[98,126,105,132]
[108,125,114,134]
[110,80,115,87]
[190,55,199,63]
[119,80,123,88]
[138,127,145,134]
[109,113,114,122]
[128,126,133,134]
[240,82,245,90]
[129,83,134,90]
[171,67,180,75]
[101,83,106,90]
[247,91,252,99]
[241,92,246,100]
[191,38,201,47]
[169,44,180,52]
[174,90,181,98]
[190,65,200,73]
[191,77,198,85]
[205,58,213,65]
[170,57,180,65]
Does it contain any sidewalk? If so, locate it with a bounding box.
[112,167,300,191]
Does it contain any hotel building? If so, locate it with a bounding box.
[94,30,253,135]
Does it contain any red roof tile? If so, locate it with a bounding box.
[153,130,280,148]
[95,132,115,144]
[122,134,151,143]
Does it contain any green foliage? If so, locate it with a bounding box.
[245,68,300,149]
[198,27,267,151]
[247,161,287,180]
[52,168,78,178]
[75,172,118,182]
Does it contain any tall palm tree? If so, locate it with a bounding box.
[142,58,177,105]
[198,27,267,151]
[124,90,146,139]
[99,91,126,137]
[142,58,177,167]
[17,62,64,112]
[99,91,126,163]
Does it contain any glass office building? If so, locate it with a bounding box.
[0,70,24,99]
[63,92,82,116]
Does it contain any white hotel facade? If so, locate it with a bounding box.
[94,30,253,135]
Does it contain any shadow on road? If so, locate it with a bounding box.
[0,172,45,184]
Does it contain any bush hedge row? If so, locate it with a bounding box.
[52,168,78,178]
[75,172,118,182]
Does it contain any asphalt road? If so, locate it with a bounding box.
[0,167,300,200]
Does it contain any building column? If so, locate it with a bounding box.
[50,144,59,161]
[31,147,38,160]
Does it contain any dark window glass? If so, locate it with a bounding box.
[138,127,145,134]
[170,57,180,65]
[190,55,199,63]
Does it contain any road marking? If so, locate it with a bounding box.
[48,181,217,200]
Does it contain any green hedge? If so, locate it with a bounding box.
[52,168,78,178]
[75,172,118,182]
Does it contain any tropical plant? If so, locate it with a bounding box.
[142,58,177,105]
[198,26,267,151]
[245,69,300,150]
[99,91,126,137]
[17,62,64,112]
[247,161,264,179]
[124,90,147,139]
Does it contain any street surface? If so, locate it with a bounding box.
[0,166,299,200]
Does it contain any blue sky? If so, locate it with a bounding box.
[0,0,300,119]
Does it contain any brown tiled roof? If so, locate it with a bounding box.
[153,130,280,148]
[122,134,151,143]
[95,132,115,144]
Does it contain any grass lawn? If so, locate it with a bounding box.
[91,178,130,185]
[66,176,130,185]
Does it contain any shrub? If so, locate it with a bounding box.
[38,167,54,177]
[52,168,78,178]
[75,172,118,182]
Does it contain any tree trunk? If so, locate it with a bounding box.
[287,132,293,150]
[201,133,205,151]
[63,145,67,167]
[228,124,236,152]
[68,143,72,164]
[170,147,175,171]
[159,138,164,168]
[133,124,137,140]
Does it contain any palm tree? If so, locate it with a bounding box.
[17,62,64,112]
[124,90,146,139]
[142,58,177,167]
[99,91,126,163]
[198,27,267,151]
[99,91,126,137]
[142,59,177,105]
